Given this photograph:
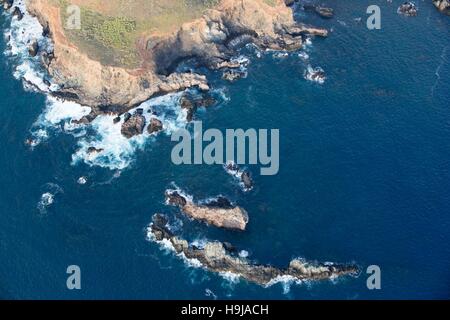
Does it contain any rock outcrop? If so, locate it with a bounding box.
[180,92,216,122]
[224,161,254,191]
[26,0,327,112]
[433,0,450,15]
[149,214,359,286]
[147,118,163,135]
[121,113,146,138]
[165,190,249,231]
[398,2,418,16]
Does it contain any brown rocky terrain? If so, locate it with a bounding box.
[433,0,450,15]
[25,0,327,113]
[166,190,249,231]
[149,214,359,286]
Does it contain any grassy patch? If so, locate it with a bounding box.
[55,0,221,68]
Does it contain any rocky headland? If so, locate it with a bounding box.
[149,214,359,286]
[19,0,326,116]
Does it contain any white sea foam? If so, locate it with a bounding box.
[77,176,88,185]
[304,65,326,84]
[298,51,310,61]
[223,161,253,192]
[6,1,193,171]
[205,288,217,300]
[29,96,91,146]
[272,52,289,59]
[37,183,63,214]
[238,250,249,259]
[219,271,241,284]
[264,275,302,294]
[166,184,194,204]
[4,0,55,92]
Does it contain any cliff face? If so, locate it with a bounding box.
[27,0,209,112]
[26,0,326,112]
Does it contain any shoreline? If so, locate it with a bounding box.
[16,0,327,113]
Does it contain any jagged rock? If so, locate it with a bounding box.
[12,6,23,20]
[121,113,146,138]
[241,171,254,190]
[113,116,121,124]
[165,191,188,207]
[205,196,234,209]
[398,2,418,16]
[165,190,249,231]
[148,215,359,287]
[87,147,104,154]
[180,92,216,122]
[71,112,97,125]
[123,112,131,122]
[222,70,243,82]
[433,0,450,15]
[147,118,163,134]
[28,39,39,57]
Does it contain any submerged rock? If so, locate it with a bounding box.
[148,215,359,287]
[315,6,334,19]
[241,171,254,190]
[87,147,104,155]
[304,66,326,84]
[224,161,254,192]
[303,4,334,19]
[222,70,244,82]
[165,190,249,231]
[398,2,418,16]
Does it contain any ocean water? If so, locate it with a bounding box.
[0,0,449,299]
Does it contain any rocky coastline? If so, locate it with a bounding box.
[6,0,327,119]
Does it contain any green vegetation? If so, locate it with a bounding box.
[56,0,221,68]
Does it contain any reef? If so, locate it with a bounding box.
[148,214,359,287]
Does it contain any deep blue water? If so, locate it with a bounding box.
[0,1,449,299]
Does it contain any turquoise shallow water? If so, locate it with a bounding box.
[0,1,449,299]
